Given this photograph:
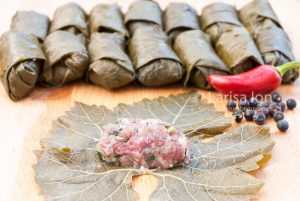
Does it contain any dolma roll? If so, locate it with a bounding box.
[255,26,295,65]
[216,27,264,74]
[89,4,128,37]
[201,2,263,74]
[87,33,135,89]
[239,0,281,35]
[0,32,45,101]
[200,2,243,44]
[49,3,88,39]
[239,0,298,83]
[125,0,162,34]
[174,30,229,89]
[164,3,200,44]
[10,11,49,41]
[40,31,89,87]
[129,26,184,86]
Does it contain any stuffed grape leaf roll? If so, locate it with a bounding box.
[10,11,49,42]
[125,0,162,34]
[174,30,229,89]
[129,26,184,86]
[200,2,243,44]
[239,0,281,35]
[49,3,88,39]
[164,2,200,44]
[216,27,264,74]
[0,32,45,100]
[40,31,89,87]
[89,4,128,37]
[201,2,263,74]
[87,33,135,89]
[239,0,298,83]
[255,26,295,67]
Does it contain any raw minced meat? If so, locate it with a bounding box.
[96,118,190,169]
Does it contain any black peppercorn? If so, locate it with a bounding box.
[286,98,297,110]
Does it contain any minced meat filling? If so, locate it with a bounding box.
[97,118,190,169]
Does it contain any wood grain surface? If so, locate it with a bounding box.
[0,0,300,201]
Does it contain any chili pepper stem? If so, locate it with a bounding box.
[276,61,300,77]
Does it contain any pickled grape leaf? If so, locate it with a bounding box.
[43,92,233,150]
[42,104,113,150]
[188,125,274,171]
[151,167,264,201]
[36,149,139,201]
[35,92,274,201]
[114,92,233,135]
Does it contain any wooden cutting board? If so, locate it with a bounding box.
[0,0,300,201]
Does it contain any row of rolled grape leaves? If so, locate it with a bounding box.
[35,92,274,201]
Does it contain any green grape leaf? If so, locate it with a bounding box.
[42,103,114,150]
[188,125,274,172]
[35,92,274,201]
[113,92,233,135]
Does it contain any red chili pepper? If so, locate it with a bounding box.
[207,62,300,97]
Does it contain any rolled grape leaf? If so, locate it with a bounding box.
[239,0,281,35]
[89,4,128,37]
[35,92,274,201]
[49,2,88,39]
[173,30,229,89]
[164,2,200,44]
[216,27,264,74]
[87,33,135,89]
[40,31,89,87]
[201,3,264,75]
[255,26,298,83]
[125,0,162,34]
[200,2,243,44]
[129,26,184,86]
[239,0,298,83]
[0,32,45,101]
[10,10,50,42]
